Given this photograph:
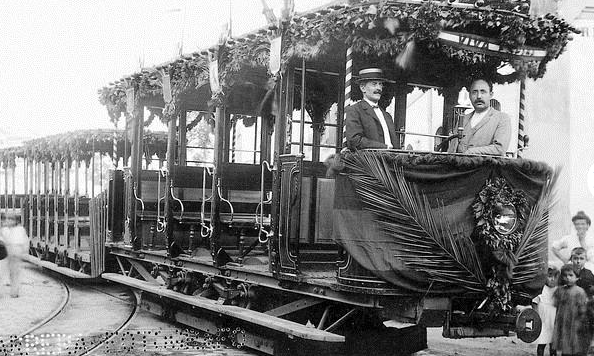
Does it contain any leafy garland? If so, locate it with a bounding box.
[98,1,577,122]
[472,177,529,312]
[0,130,167,167]
[473,178,529,250]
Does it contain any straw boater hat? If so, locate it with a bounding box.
[356,68,394,83]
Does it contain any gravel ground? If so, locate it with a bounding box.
[0,262,554,355]
[0,262,66,338]
[416,328,535,356]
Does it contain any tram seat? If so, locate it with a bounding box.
[169,165,212,225]
[213,163,273,228]
[134,170,166,221]
[64,197,91,226]
[168,164,272,228]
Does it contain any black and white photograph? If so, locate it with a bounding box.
[0,0,593,355]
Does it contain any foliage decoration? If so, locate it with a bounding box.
[343,151,487,292]
[98,1,577,121]
[512,168,559,287]
[0,130,167,167]
[472,177,529,312]
[98,86,127,124]
[340,150,556,312]
[283,1,578,80]
[473,178,529,251]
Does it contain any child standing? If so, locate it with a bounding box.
[571,247,594,297]
[533,266,559,356]
[552,264,590,356]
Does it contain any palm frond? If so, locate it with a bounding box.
[345,152,486,292]
[512,167,560,284]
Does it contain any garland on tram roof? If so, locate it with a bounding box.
[162,56,210,119]
[284,1,577,80]
[0,130,167,167]
[98,0,577,120]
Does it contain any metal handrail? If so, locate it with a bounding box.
[398,130,451,139]
[217,178,234,225]
[170,185,184,221]
[132,182,145,213]
[200,166,214,238]
[256,161,274,243]
[156,167,167,232]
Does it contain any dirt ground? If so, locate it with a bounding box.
[414,328,535,356]
[0,262,66,337]
[0,262,555,355]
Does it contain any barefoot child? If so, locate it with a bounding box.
[552,264,590,356]
[533,266,559,356]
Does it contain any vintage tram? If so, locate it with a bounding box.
[0,1,578,355]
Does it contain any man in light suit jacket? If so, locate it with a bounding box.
[448,78,511,156]
[344,68,399,150]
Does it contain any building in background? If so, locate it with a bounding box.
[523,0,594,248]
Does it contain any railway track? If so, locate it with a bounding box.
[0,268,257,356]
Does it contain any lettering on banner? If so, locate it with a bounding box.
[458,35,489,50]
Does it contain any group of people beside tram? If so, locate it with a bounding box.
[528,210,594,356]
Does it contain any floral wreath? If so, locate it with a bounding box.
[472,177,529,312]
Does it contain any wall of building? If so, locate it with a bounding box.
[523,2,594,248]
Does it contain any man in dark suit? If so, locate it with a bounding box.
[344,68,399,151]
[448,78,511,156]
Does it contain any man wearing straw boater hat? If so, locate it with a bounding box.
[344,68,399,151]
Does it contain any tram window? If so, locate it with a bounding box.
[186,111,215,165]
[290,69,340,162]
[403,87,444,152]
[228,115,262,164]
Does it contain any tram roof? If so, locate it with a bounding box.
[0,129,167,168]
[98,0,578,122]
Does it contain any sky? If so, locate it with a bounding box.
[0,0,324,144]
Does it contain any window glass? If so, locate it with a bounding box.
[290,70,340,162]
[404,88,444,152]
[186,111,215,165]
[228,115,261,164]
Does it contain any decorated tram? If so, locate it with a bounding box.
[0,1,579,355]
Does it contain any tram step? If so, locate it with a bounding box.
[23,254,93,279]
[102,272,344,343]
[299,249,338,262]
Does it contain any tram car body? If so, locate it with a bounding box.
[0,1,577,355]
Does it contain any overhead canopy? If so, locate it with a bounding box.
[98,0,577,122]
[0,130,167,168]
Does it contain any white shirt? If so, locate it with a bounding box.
[364,98,393,148]
[0,225,29,256]
[470,107,490,128]
[551,233,594,270]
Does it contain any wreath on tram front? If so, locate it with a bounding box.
[472,177,529,312]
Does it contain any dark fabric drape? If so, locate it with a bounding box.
[333,151,551,295]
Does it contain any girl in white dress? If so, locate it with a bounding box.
[533,266,559,356]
